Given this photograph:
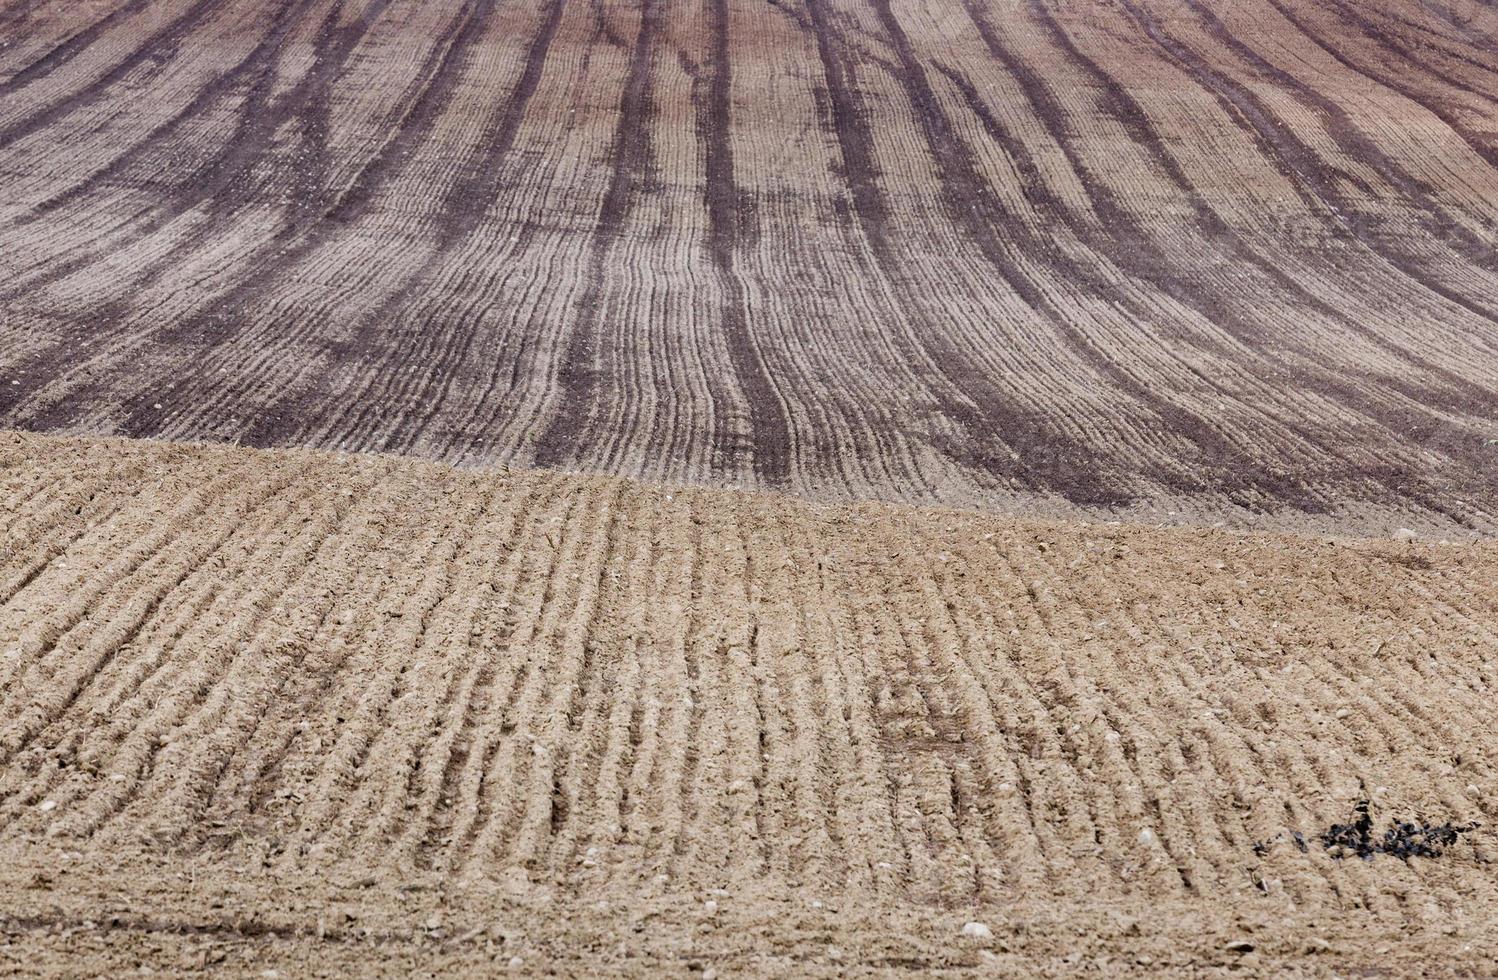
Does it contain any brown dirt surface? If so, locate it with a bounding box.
[1,0,1497,529]
[1,430,1496,975]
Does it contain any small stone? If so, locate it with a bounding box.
[38,800,57,812]
[1335,707,1351,719]
[1393,528,1418,542]
[1225,940,1255,954]
[703,900,718,914]
[1137,828,1156,846]
[961,921,993,940]
[507,955,523,970]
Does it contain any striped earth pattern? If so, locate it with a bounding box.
[2,0,1498,975]
[1,432,1496,974]
[0,0,1496,524]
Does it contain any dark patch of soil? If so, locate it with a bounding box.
[1255,799,1478,862]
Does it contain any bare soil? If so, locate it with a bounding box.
[1,432,1495,975]
[3,0,1497,973]
[0,0,1496,527]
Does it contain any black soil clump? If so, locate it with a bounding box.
[1255,799,1478,862]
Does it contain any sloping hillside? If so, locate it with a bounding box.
[1,432,1494,974]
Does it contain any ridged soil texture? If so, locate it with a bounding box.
[0,0,1496,527]
[0,432,1495,973]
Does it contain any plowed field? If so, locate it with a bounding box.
[3,0,1498,974]
[0,0,1496,524]
[1,432,1496,974]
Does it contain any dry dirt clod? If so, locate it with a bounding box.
[962,922,993,940]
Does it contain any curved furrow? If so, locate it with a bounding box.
[0,0,233,147]
[1132,0,1498,320]
[951,0,1498,481]
[0,0,152,96]
[16,0,501,436]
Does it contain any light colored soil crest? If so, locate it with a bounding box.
[0,431,1494,975]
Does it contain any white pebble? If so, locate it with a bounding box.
[1393,528,1418,541]
[961,921,993,940]
[703,900,718,914]
[1138,828,1156,846]
[38,800,56,812]
[507,955,523,970]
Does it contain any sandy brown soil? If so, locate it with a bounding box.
[3,3,1497,972]
[0,0,1496,528]
[1,431,1495,975]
